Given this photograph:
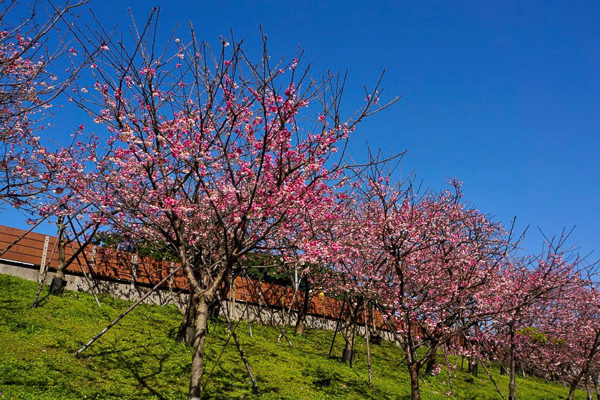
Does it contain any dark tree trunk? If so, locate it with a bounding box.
[342,297,363,364]
[294,278,310,335]
[509,326,517,400]
[471,361,478,377]
[586,375,593,400]
[50,217,67,295]
[207,275,231,321]
[567,369,586,400]
[49,275,67,295]
[294,314,305,335]
[408,361,422,400]
[342,348,356,364]
[403,312,422,400]
[425,344,439,376]
[177,290,200,346]
[567,333,600,400]
[207,298,221,320]
[188,296,209,400]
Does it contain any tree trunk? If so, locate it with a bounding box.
[425,345,438,376]
[586,375,592,400]
[294,313,305,335]
[207,298,221,320]
[294,278,310,335]
[567,370,585,400]
[568,333,600,400]
[342,297,363,364]
[508,327,517,400]
[342,338,356,364]
[188,296,209,400]
[471,361,478,377]
[178,290,200,346]
[408,361,422,400]
[50,217,67,295]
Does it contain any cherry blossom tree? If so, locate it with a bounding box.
[0,0,108,305]
[321,184,389,364]
[0,0,89,210]
[7,4,600,400]
[329,168,511,400]
[488,257,582,399]
[64,11,397,398]
[537,282,600,400]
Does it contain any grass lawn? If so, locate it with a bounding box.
[0,273,588,399]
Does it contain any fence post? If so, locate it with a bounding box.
[131,255,138,288]
[169,262,174,293]
[37,236,50,283]
[230,275,237,319]
[90,246,97,272]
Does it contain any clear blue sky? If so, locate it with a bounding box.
[2,0,599,260]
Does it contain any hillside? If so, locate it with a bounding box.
[0,274,588,399]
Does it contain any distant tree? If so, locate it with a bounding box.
[540,283,600,400]
[488,251,584,400]
[335,172,511,400]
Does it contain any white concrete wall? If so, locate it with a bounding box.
[0,260,395,341]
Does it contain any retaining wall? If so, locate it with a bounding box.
[0,224,394,340]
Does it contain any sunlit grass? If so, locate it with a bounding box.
[0,274,587,399]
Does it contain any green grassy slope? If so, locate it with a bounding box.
[0,274,588,399]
